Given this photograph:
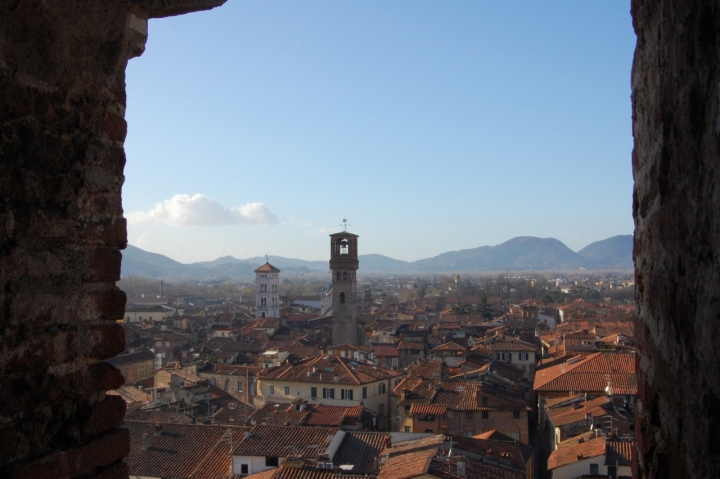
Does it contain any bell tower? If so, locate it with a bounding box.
[330,230,359,345]
[254,258,280,319]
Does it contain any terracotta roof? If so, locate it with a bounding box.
[547,436,606,470]
[233,425,336,458]
[397,341,425,350]
[159,366,204,385]
[405,360,443,379]
[427,455,524,479]
[534,351,637,395]
[473,340,537,353]
[372,344,399,357]
[255,262,281,273]
[382,435,446,457]
[393,378,530,412]
[246,469,277,479]
[271,465,333,479]
[248,402,308,426]
[304,404,362,427]
[377,448,436,479]
[432,342,467,352]
[125,421,244,479]
[409,404,448,415]
[258,354,403,385]
[546,395,612,427]
[606,439,633,466]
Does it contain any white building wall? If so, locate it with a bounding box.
[232,455,284,476]
[552,456,630,479]
[256,271,280,319]
[257,377,402,416]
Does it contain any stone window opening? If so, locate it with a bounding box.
[3,4,716,478]
[336,271,341,281]
[342,271,347,280]
[340,292,345,304]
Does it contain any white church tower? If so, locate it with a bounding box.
[254,259,280,319]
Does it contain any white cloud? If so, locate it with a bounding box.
[127,194,278,226]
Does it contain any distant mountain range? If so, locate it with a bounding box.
[121,235,633,280]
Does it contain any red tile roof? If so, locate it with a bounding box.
[432,342,467,352]
[259,354,403,385]
[547,436,606,470]
[534,351,637,395]
[233,425,336,458]
[393,378,530,412]
[377,448,436,479]
[372,344,399,357]
[472,340,537,353]
[409,404,448,415]
[304,404,363,427]
[255,262,281,273]
[126,421,244,479]
[397,341,425,350]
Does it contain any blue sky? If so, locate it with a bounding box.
[124,1,636,263]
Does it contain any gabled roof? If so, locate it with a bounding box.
[393,378,530,411]
[255,262,281,273]
[432,341,467,352]
[304,404,364,427]
[546,395,612,427]
[233,425,336,458]
[377,448,436,479]
[547,436,606,470]
[333,431,390,474]
[372,344,399,357]
[472,340,537,353]
[397,341,425,350]
[259,354,403,385]
[606,439,633,466]
[409,404,448,415]
[125,421,245,479]
[533,351,637,395]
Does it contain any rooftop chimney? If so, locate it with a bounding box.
[456,461,466,477]
[142,433,151,450]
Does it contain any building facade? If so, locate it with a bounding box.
[329,231,360,345]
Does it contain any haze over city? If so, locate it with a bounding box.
[124,2,636,264]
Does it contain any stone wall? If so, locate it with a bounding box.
[0,1,223,478]
[632,1,720,477]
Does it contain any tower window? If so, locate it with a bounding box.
[336,271,341,281]
[343,271,347,280]
[340,292,345,304]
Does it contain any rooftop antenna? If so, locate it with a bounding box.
[265,254,269,264]
[341,217,351,232]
